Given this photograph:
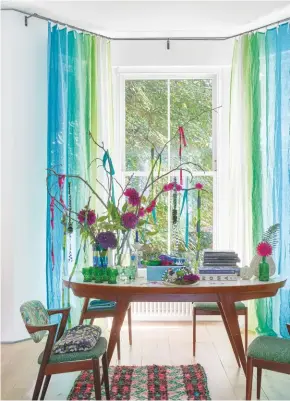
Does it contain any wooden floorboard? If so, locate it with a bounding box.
[1,321,289,400]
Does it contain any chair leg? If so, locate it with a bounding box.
[102,352,110,400]
[192,307,197,356]
[32,366,46,400]
[117,334,121,361]
[246,357,254,400]
[127,306,132,346]
[90,318,95,325]
[79,298,90,325]
[245,309,248,351]
[40,375,51,400]
[92,359,102,400]
[257,368,262,400]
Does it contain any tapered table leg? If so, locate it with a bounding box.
[107,299,130,364]
[217,302,241,368]
[218,294,246,373]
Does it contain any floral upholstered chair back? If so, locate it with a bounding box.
[20,300,50,343]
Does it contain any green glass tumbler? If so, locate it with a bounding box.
[107,268,118,284]
[94,268,103,283]
[259,256,270,281]
[125,266,137,281]
[82,267,92,282]
[91,267,98,281]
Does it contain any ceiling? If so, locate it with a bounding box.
[2,1,290,38]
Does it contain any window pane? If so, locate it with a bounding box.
[172,176,213,255]
[170,79,212,171]
[125,80,168,172]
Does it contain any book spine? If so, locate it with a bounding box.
[199,269,239,274]
[199,274,238,281]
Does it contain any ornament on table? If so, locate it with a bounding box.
[162,267,199,285]
[250,223,280,279]
[159,254,174,266]
[240,265,254,280]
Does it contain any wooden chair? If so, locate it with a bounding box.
[193,302,248,367]
[246,324,290,400]
[20,300,110,400]
[79,298,132,361]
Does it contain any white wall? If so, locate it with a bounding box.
[111,40,233,67]
[1,11,47,341]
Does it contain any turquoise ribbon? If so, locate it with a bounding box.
[103,150,116,205]
[152,207,157,224]
[180,186,189,247]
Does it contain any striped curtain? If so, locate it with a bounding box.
[229,23,290,337]
[46,24,113,322]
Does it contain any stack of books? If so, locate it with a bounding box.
[199,250,240,281]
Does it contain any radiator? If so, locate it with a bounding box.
[131,302,192,321]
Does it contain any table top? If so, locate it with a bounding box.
[64,274,286,301]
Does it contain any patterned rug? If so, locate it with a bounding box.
[68,364,211,400]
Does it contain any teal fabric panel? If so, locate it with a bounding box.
[193,302,246,311]
[248,336,290,364]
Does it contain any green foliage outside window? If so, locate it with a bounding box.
[125,79,214,256]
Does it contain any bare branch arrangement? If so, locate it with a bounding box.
[47,106,219,273]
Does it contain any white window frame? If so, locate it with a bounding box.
[114,67,224,251]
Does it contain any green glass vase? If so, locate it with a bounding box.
[259,256,270,281]
[82,267,93,282]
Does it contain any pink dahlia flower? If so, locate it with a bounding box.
[163,183,174,192]
[124,188,141,206]
[77,209,96,226]
[257,242,272,257]
[175,184,183,191]
[145,200,157,214]
[195,182,203,190]
[138,207,145,217]
[121,212,139,229]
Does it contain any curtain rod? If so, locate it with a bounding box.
[2,7,290,42]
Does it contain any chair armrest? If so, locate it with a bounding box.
[47,307,71,316]
[26,323,59,335]
[47,308,70,341]
[287,324,290,335]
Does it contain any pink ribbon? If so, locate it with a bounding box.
[50,197,55,229]
[178,126,187,185]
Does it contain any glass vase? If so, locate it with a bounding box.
[93,244,108,268]
[259,256,270,281]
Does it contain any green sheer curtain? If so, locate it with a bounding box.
[229,24,290,337]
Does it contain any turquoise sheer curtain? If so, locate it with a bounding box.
[46,24,99,319]
[265,24,290,338]
[230,23,290,337]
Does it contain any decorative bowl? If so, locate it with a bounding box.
[162,267,199,286]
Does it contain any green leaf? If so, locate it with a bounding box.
[97,215,108,222]
[262,223,280,249]
[122,202,128,213]
[137,219,147,226]
[145,230,159,236]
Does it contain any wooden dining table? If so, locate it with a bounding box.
[64,275,286,374]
